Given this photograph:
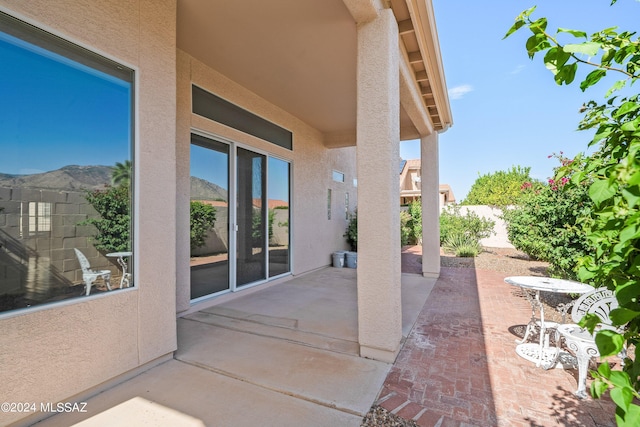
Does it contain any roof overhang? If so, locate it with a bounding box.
[177,0,451,146]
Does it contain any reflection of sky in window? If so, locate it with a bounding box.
[268,157,289,203]
[190,144,228,191]
[0,31,131,175]
[252,157,262,198]
[190,146,290,202]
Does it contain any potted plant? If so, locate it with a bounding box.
[344,210,357,252]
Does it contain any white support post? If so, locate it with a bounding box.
[356,8,402,363]
[421,132,440,278]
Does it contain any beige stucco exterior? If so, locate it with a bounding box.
[0,1,451,424]
[175,51,358,314]
[400,159,455,207]
[0,1,177,425]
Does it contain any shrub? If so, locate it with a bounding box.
[251,209,277,245]
[502,157,592,279]
[82,185,130,253]
[400,210,412,246]
[190,201,217,252]
[463,166,536,206]
[439,205,495,245]
[407,200,422,244]
[443,232,481,257]
[400,201,422,246]
[506,4,640,413]
[344,211,357,251]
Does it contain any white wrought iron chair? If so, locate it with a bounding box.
[74,248,112,296]
[556,287,620,399]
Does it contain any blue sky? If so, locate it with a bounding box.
[400,0,640,201]
[0,31,131,176]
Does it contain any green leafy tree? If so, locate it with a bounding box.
[190,201,217,252]
[111,160,132,188]
[82,160,133,253]
[463,166,536,206]
[506,4,640,424]
[82,185,130,253]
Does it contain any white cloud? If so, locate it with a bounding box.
[510,64,526,75]
[448,84,473,100]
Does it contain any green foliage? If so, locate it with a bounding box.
[407,201,422,244]
[111,160,131,187]
[344,211,357,251]
[439,205,495,245]
[251,209,277,246]
[463,166,536,206]
[190,201,217,252]
[443,232,481,257]
[502,156,593,279]
[400,210,412,246]
[82,185,131,253]
[348,202,422,250]
[506,4,640,422]
[439,205,494,258]
[268,209,276,243]
[400,201,423,246]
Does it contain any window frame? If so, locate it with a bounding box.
[0,11,137,316]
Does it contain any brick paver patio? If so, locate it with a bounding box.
[380,259,617,426]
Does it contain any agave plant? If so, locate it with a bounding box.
[443,232,481,257]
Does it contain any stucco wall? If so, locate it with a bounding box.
[175,51,357,313]
[0,1,177,425]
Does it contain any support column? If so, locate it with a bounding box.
[421,132,440,278]
[356,9,402,363]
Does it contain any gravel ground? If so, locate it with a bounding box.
[440,246,549,276]
[361,406,419,427]
[441,247,573,323]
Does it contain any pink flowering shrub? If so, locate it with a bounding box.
[503,155,593,279]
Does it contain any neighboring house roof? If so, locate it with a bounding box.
[399,159,455,203]
[399,159,407,174]
[194,200,228,208]
[439,183,455,204]
[194,199,289,209]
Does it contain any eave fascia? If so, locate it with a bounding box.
[406,0,453,131]
[399,42,434,137]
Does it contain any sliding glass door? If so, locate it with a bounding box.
[189,135,230,299]
[268,157,290,277]
[236,148,266,287]
[190,134,291,300]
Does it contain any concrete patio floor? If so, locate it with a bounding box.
[31,267,435,427]
[30,248,618,427]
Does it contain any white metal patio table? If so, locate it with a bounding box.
[505,276,593,369]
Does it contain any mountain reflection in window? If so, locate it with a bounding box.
[0,12,134,313]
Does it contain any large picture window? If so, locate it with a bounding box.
[0,12,135,313]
